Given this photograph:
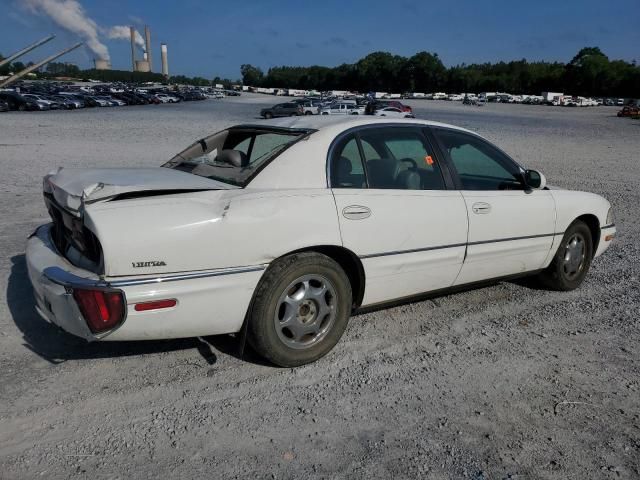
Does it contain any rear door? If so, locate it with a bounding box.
[330,125,468,306]
[431,127,556,285]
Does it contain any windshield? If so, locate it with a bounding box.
[162,127,312,187]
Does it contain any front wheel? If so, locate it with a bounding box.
[537,220,593,290]
[247,252,352,367]
[264,112,273,119]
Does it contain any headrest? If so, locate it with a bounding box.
[396,170,421,190]
[367,158,400,188]
[337,156,352,175]
[217,149,248,168]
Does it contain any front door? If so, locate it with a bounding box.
[330,125,469,306]
[432,127,556,285]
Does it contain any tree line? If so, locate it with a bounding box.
[242,47,640,98]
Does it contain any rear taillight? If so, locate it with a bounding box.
[73,288,126,334]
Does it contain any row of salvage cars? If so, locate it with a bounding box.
[27,117,615,366]
[260,98,415,119]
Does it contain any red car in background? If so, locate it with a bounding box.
[375,100,412,113]
[617,105,639,117]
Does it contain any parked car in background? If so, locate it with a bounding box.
[0,91,45,111]
[375,100,413,113]
[260,102,304,118]
[617,105,640,117]
[22,94,61,110]
[57,93,86,108]
[154,93,180,103]
[374,106,415,118]
[50,95,79,109]
[320,103,364,115]
[293,99,322,115]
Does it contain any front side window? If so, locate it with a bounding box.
[435,129,523,190]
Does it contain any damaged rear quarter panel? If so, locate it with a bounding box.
[84,188,342,277]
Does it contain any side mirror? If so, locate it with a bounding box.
[524,169,546,190]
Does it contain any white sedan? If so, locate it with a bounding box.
[26,117,615,366]
[375,106,415,118]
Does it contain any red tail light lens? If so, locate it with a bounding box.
[73,288,126,334]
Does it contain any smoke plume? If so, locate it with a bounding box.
[107,26,146,53]
[23,0,110,61]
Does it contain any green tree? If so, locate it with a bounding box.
[240,64,264,86]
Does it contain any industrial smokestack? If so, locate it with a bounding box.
[144,26,152,71]
[130,26,136,71]
[161,43,168,77]
[94,58,110,70]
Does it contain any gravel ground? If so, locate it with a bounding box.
[0,95,638,479]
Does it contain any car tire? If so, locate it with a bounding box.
[18,105,26,112]
[305,111,313,115]
[264,112,273,119]
[537,220,593,291]
[247,252,352,367]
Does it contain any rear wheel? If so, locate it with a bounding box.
[304,111,313,115]
[537,220,593,290]
[247,252,352,367]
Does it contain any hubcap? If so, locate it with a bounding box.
[563,234,586,279]
[274,274,337,350]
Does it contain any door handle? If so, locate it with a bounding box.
[472,202,491,214]
[342,205,371,220]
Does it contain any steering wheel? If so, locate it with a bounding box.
[399,158,418,169]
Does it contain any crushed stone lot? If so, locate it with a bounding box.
[0,95,638,479]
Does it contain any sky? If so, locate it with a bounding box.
[1,0,639,79]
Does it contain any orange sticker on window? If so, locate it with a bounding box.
[425,155,434,165]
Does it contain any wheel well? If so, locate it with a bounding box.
[288,245,365,309]
[575,214,600,255]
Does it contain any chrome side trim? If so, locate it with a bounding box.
[468,232,561,246]
[43,264,267,289]
[108,265,267,287]
[43,266,110,289]
[359,232,562,260]
[360,243,466,259]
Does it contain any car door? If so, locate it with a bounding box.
[330,125,468,306]
[272,104,284,117]
[431,127,556,285]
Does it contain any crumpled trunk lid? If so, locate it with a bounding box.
[43,167,236,214]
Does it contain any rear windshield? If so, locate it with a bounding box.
[162,127,311,187]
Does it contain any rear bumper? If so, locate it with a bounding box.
[26,223,266,341]
[26,225,101,340]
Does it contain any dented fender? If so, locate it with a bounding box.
[85,188,342,277]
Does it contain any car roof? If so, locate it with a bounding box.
[236,116,476,137]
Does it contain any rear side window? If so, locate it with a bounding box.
[330,134,366,188]
[164,128,310,187]
[358,127,446,190]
